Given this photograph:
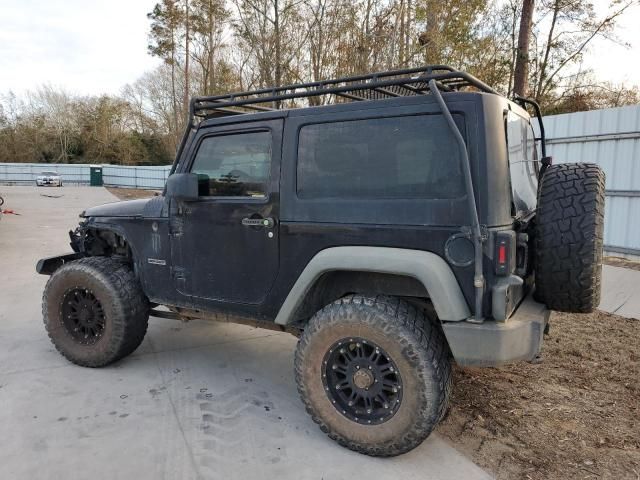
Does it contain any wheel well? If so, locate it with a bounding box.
[75,227,133,262]
[292,271,431,323]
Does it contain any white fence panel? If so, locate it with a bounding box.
[0,163,90,184]
[543,104,640,257]
[0,163,171,189]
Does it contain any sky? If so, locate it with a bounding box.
[0,0,639,97]
[0,0,161,97]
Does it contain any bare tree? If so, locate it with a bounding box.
[531,0,637,104]
[148,0,183,142]
[513,0,534,96]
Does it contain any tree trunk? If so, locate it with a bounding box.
[513,0,534,97]
[184,0,190,118]
[274,0,281,88]
[208,0,215,94]
[170,26,179,148]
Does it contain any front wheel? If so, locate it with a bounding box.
[42,257,149,367]
[295,295,451,457]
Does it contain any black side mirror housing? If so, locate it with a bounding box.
[166,173,199,201]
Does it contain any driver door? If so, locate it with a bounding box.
[170,119,282,305]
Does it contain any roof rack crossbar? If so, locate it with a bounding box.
[372,87,402,97]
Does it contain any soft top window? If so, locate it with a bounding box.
[296,114,464,200]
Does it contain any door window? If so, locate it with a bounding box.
[191,131,272,197]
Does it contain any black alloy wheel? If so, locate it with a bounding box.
[61,288,106,345]
[322,337,402,425]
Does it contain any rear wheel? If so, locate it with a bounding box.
[42,257,149,367]
[535,163,605,312]
[295,295,451,457]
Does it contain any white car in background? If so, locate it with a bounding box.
[35,171,63,187]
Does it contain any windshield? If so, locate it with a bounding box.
[41,171,59,175]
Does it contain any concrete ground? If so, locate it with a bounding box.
[0,186,491,480]
[600,265,640,319]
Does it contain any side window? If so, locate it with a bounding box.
[296,114,464,199]
[190,131,272,197]
[506,111,538,215]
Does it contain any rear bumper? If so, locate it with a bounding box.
[442,293,549,367]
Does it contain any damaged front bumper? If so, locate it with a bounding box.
[442,293,550,367]
[36,253,83,275]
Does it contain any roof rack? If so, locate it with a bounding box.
[170,65,500,178]
[191,65,499,119]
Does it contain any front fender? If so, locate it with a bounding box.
[274,246,471,325]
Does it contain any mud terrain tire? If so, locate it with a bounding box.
[535,163,605,312]
[295,295,451,457]
[43,257,149,367]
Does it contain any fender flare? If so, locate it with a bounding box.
[274,246,471,324]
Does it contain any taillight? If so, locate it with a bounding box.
[495,231,515,275]
[498,244,507,264]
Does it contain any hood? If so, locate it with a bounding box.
[82,198,150,218]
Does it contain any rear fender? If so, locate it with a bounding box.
[274,246,471,325]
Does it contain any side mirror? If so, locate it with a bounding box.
[166,173,199,201]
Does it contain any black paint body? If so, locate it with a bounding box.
[78,92,535,323]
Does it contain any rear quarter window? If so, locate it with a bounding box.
[506,111,538,215]
[296,114,465,199]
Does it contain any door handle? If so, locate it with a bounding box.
[242,217,275,229]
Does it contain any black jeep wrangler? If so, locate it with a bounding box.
[37,66,605,457]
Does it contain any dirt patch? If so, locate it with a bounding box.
[604,256,640,272]
[106,187,158,200]
[438,310,639,480]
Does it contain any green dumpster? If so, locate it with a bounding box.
[90,166,103,186]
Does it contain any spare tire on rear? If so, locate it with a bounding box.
[534,163,605,312]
